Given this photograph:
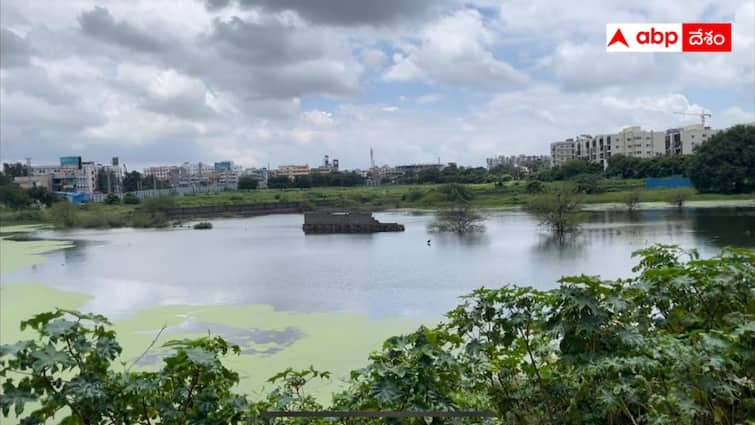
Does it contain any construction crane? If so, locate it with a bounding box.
[674,110,711,127]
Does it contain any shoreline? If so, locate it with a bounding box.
[1,185,752,229]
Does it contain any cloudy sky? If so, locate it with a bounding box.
[1,0,753,170]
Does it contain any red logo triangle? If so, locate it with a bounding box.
[608,28,629,47]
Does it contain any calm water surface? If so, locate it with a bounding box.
[4,207,754,320]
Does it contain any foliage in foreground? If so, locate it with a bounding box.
[1,245,754,424]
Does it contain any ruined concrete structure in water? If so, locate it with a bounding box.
[302,211,405,234]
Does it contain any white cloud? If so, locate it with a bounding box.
[0,0,752,170]
[384,9,528,89]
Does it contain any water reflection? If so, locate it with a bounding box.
[2,207,753,321]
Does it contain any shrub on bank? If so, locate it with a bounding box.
[104,193,121,205]
[665,187,696,210]
[525,180,545,193]
[122,193,140,204]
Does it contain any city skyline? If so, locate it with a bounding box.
[1,1,753,170]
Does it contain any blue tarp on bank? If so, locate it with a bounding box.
[646,176,693,190]
[55,192,90,204]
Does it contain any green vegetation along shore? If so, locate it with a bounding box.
[1,180,752,229]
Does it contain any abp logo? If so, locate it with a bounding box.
[606,23,731,53]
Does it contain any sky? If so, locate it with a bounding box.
[0,0,753,170]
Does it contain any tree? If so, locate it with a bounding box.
[122,171,143,192]
[142,175,171,190]
[27,186,58,207]
[573,173,603,194]
[267,176,292,189]
[686,124,754,193]
[0,172,13,186]
[293,175,312,188]
[428,206,486,233]
[558,159,602,180]
[122,193,141,205]
[605,154,642,179]
[104,193,121,205]
[664,187,695,210]
[0,184,31,209]
[624,190,642,212]
[237,176,259,190]
[2,162,29,177]
[525,180,545,193]
[526,188,583,236]
[49,200,78,227]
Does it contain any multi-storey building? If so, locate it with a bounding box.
[144,166,179,186]
[214,161,233,172]
[550,140,576,166]
[552,125,702,168]
[274,164,310,178]
[664,124,721,156]
[30,156,97,194]
[14,175,54,190]
[242,168,269,188]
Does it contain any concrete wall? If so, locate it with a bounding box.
[304,211,379,225]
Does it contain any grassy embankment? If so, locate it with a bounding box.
[0,180,752,228]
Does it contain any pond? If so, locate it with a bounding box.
[4,206,754,320]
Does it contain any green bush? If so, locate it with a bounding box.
[437,183,474,203]
[525,180,545,193]
[141,196,178,212]
[103,193,121,205]
[122,193,140,204]
[402,189,425,202]
[49,201,79,228]
[131,211,168,228]
[193,221,213,229]
[665,187,696,209]
[0,184,31,209]
[573,173,604,194]
[624,190,642,211]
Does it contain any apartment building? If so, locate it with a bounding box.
[550,139,576,166]
[552,125,696,168]
[144,165,179,186]
[30,156,97,194]
[274,164,310,179]
[664,124,721,156]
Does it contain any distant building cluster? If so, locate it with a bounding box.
[9,120,747,200]
[16,156,123,195]
[549,124,721,167]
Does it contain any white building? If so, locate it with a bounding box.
[664,124,721,156]
[551,125,705,168]
[550,139,576,166]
